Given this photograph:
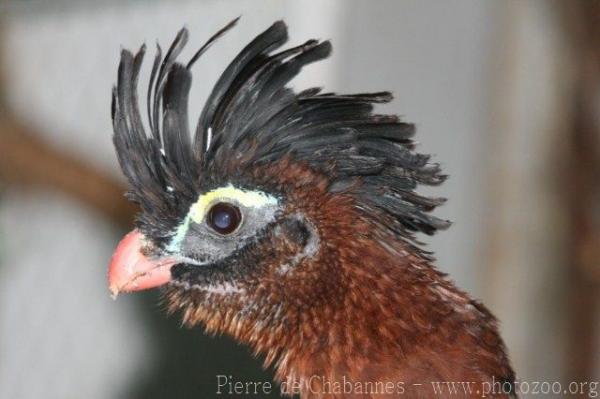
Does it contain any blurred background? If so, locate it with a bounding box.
[0,0,598,398]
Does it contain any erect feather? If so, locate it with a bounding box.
[111,19,450,249]
[186,17,240,69]
[194,20,288,159]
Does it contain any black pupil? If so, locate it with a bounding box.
[207,202,241,234]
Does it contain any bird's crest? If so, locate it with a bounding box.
[112,18,450,247]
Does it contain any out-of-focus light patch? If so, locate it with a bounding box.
[0,190,153,399]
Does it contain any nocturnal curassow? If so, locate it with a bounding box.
[108,19,516,398]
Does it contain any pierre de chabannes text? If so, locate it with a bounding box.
[216,375,599,397]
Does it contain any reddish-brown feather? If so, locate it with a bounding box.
[163,160,515,399]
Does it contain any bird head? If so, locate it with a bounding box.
[108,19,449,357]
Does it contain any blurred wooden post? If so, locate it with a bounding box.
[560,0,600,385]
[0,117,137,227]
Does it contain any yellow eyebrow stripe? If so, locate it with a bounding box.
[189,184,278,223]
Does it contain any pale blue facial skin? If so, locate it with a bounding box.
[166,185,280,265]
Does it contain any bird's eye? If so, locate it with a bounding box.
[207,202,242,235]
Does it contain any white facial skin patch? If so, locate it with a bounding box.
[167,184,279,253]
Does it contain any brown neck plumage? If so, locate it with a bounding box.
[164,164,513,397]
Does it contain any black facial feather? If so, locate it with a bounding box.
[111,19,450,249]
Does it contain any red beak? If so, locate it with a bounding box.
[108,230,177,298]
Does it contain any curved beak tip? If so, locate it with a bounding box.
[108,229,175,298]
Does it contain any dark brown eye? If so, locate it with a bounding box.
[207,202,242,235]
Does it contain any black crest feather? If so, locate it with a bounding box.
[112,19,450,245]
